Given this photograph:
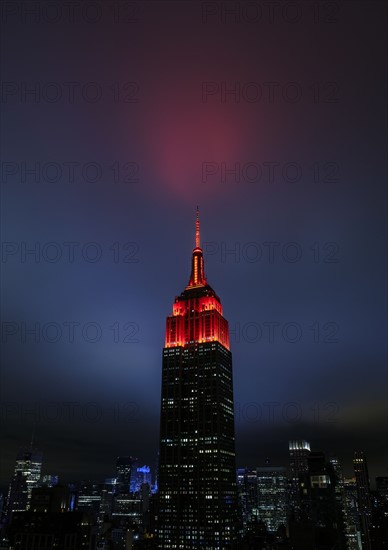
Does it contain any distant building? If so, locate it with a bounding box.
[41,474,58,488]
[131,465,152,493]
[375,476,388,514]
[236,468,258,529]
[6,486,92,549]
[256,466,288,533]
[289,451,346,549]
[353,451,372,550]
[371,476,388,547]
[343,477,362,550]
[29,485,70,513]
[7,510,92,549]
[112,492,142,524]
[99,479,117,523]
[7,447,42,516]
[288,440,310,521]
[116,456,133,494]
[77,481,103,521]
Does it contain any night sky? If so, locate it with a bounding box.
[1,0,387,488]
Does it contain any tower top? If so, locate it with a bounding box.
[165,207,228,350]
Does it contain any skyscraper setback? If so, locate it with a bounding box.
[157,209,239,549]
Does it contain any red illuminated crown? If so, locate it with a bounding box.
[164,208,230,350]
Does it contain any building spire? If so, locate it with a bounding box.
[195,206,200,249]
[187,207,206,288]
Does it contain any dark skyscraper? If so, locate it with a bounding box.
[6,447,42,517]
[353,451,372,550]
[288,440,310,520]
[157,210,238,549]
[116,456,133,494]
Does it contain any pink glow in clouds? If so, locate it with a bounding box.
[135,42,268,203]
[144,98,262,201]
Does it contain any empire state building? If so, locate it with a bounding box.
[157,209,239,549]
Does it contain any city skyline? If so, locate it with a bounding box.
[1,207,386,489]
[1,3,387,547]
[3,437,386,547]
